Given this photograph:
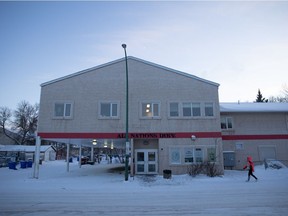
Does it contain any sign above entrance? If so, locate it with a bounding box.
[117,133,176,139]
[38,132,222,139]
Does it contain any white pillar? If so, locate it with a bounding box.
[130,139,134,177]
[79,144,82,168]
[66,142,70,172]
[33,135,41,179]
[91,146,94,162]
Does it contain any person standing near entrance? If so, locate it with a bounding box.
[243,156,258,182]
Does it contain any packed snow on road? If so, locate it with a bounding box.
[0,160,287,216]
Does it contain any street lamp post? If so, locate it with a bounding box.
[122,44,129,181]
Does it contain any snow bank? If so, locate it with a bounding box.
[0,160,287,216]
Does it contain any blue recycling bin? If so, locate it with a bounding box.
[20,161,27,169]
[8,162,17,170]
[27,160,33,168]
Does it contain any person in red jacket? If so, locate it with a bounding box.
[243,156,258,182]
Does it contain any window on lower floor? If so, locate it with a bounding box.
[169,147,206,165]
[195,148,203,162]
[207,147,216,162]
[170,148,181,164]
[184,148,194,163]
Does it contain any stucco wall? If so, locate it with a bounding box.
[222,112,288,169]
[38,57,222,175]
[222,113,288,135]
[38,58,220,134]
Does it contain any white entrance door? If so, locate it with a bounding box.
[135,149,158,174]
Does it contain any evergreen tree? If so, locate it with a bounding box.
[255,89,268,103]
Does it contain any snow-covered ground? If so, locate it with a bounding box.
[0,160,287,216]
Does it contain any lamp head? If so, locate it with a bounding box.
[191,135,196,141]
[122,44,127,49]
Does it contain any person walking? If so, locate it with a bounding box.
[243,156,258,182]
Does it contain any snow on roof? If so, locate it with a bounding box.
[0,145,54,152]
[220,102,288,113]
[41,56,219,87]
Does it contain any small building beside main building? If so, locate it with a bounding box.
[220,102,288,169]
[37,56,288,175]
[0,145,56,163]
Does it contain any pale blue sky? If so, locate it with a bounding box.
[1,1,288,110]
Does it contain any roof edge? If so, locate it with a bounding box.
[128,56,220,87]
[41,56,219,87]
[40,57,126,87]
[220,102,288,113]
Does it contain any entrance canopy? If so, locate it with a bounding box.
[40,137,127,149]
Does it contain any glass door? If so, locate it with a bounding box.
[135,149,158,174]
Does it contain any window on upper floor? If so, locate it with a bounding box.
[192,103,201,116]
[182,102,192,117]
[99,102,119,118]
[169,102,179,117]
[221,116,233,129]
[54,102,73,119]
[169,102,214,118]
[182,102,201,117]
[141,102,160,118]
[204,102,214,117]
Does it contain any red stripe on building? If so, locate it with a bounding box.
[38,132,288,140]
[222,134,288,140]
[38,133,119,139]
[37,132,222,139]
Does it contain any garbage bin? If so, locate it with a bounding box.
[27,160,33,168]
[8,162,17,170]
[20,161,27,169]
[163,169,172,179]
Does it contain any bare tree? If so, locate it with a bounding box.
[269,96,288,103]
[269,85,288,103]
[0,101,39,145]
[281,84,288,101]
[0,106,17,142]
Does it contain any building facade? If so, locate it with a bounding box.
[38,56,224,175]
[220,103,288,169]
[37,56,288,175]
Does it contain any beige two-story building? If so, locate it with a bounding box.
[38,56,224,175]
